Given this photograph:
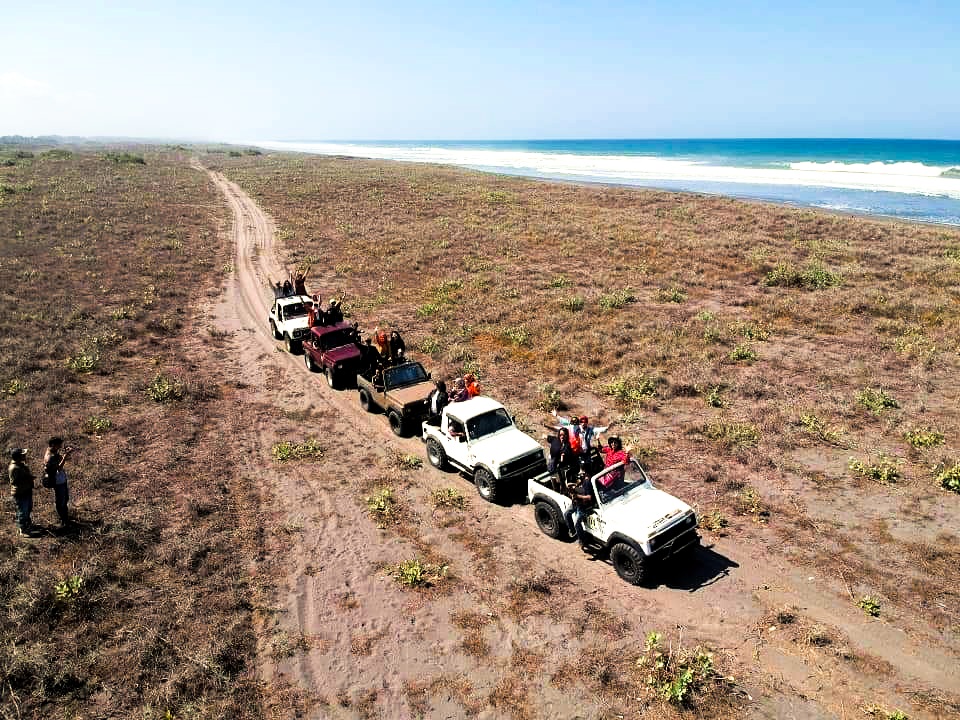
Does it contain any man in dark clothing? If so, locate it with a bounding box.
[8,448,35,535]
[44,437,74,526]
[427,380,448,425]
[564,469,596,548]
[327,297,344,324]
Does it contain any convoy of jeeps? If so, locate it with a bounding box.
[267,292,699,585]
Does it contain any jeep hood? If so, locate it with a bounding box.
[600,486,694,540]
[469,429,543,465]
[325,345,360,364]
[285,317,310,331]
[391,383,433,406]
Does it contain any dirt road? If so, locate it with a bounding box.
[201,165,959,719]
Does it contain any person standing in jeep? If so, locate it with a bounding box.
[44,437,74,526]
[8,448,35,536]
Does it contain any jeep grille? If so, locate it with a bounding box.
[501,451,548,480]
[648,513,697,553]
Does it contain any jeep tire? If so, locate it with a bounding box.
[270,320,282,340]
[474,467,499,503]
[284,333,300,354]
[426,438,448,470]
[610,542,647,585]
[359,389,375,413]
[304,352,317,372]
[534,500,567,540]
[388,409,405,436]
[325,366,338,389]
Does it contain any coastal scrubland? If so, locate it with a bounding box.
[211,151,960,718]
[3,142,959,719]
[0,146,264,717]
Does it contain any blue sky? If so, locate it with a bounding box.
[2,1,958,140]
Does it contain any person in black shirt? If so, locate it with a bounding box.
[427,381,448,425]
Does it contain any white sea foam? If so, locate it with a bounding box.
[251,141,960,200]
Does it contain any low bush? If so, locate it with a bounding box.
[656,286,687,303]
[728,344,756,363]
[935,462,960,493]
[903,427,944,449]
[856,387,898,415]
[635,631,732,707]
[857,595,881,617]
[848,454,901,484]
[147,372,185,402]
[387,559,448,588]
[705,420,760,450]
[601,374,658,404]
[599,288,636,309]
[764,261,842,290]
[431,487,467,510]
[365,487,398,528]
[271,438,324,462]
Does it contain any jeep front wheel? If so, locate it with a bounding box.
[534,500,567,540]
[284,334,300,354]
[325,366,338,389]
[304,352,317,372]
[388,410,406,436]
[359,389,375,413]
[474,467,499,503]
[270,320,282,340]
[610,542,647,586]
[426,438,447,470]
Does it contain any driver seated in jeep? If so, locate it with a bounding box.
[564,469,596,549]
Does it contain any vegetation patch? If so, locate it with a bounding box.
[848,454,901,484]
[705,419,760,451]
[636,631,735,707]
[855,387,898,415]
[799,413,845,445]
[764,260,842,290]
[857,595,882,617]
[903,427,944,449]
[104,151,146,165]
[935,462,960,493]
[728,343,757,363]
[431,487,467,510]
[365,487,399,528]
[656,286,687,303]
[387,558,448,589]
[271,438,324,462]
[599,288,636,309]
[601,374,658,404]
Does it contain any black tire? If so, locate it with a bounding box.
[534,500,567,540]
[359,389,375,413]
[270,320,282,340]
[284,334,300,354]
[388,410,405,436]
[610,542,647,585]
[474,467,499,503]
[304,352,317,372]
[325,366,338,389]
[426,438,447,470]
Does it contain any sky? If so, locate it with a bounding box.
[2,0,959,141]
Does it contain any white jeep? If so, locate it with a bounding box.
[268,295,313,353]
[527,459,699,585]
[423,396,549,503]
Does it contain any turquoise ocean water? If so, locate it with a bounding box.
[254,139,960,225]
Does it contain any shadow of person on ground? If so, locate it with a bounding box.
[652,544,739,592]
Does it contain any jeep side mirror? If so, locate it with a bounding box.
[458,435,466,443]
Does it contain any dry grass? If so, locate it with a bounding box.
[0,146,263,716]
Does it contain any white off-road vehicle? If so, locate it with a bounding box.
[528,459,699,585]
[268,295,313,353]
[423,396,549,503]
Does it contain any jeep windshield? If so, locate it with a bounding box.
[282,302,308,318]
[466,408,513,440]
[596,460,650,504]
[384,363,428,388]
[316,329,354,350]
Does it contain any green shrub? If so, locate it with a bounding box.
[856,387,898,415]
[147,373,185,402]
[705,420,760,450]
[66,350,99,374]
[848,454,901,484]
[3,378,25,396]
[635,631,729,707]
[83,416,112,434]
[549,275,569,288]
[387,558,448,588]
[395,453,422,470]
[537,383,562,412]
[799,413,845,445]
[764,261,842,290]
[431,487,467,510]
[728,344,757,363]
[418,336,441,355]
[935,463,960,493]
[55,575,84,603]
[365,487,397,527]
[903,427,944,449]
[857,595,881,617]
[502,326,529,346]
[105,152,146,165]
[599,288,636,309]
[601,374,658,404]
[703,386,725,408]
[656,286,687,303]
[271,439,324,462]
[560,296,585,312]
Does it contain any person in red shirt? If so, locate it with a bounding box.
[598,436,630,489]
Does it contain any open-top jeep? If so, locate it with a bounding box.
[268,295,313,353]
[356,361,434,436]
[527,459,699,585]
[423,396,549,503]
[302,322,362,389]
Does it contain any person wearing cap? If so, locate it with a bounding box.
[327,296,344,324]
[8,448,36,536]
[551,410,609,466]
[44,437,74,527]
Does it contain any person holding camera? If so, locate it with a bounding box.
[43,437,74,527]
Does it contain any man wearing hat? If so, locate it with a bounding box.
[8,448,36,536]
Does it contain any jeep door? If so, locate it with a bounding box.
[443,415,471,467]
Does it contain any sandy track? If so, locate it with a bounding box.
[199,164,959,719]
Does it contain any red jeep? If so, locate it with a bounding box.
[302,322,363,389]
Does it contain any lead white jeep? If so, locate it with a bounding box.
[268,295,313,353]
[423,396,549,503]
[527,459,699,585]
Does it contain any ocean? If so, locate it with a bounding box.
[251,139,960,226]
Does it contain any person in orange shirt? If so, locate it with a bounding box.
[463,373,480,398]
